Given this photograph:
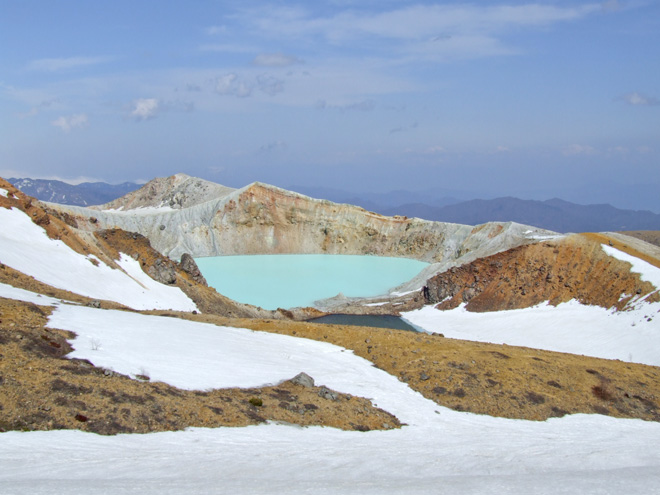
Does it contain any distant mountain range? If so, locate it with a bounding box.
[378,198,660,233]
[7,178,141,207]
[9,177,660,233]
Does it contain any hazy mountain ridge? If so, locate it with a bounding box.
[8,177,140,207]
[381,197,660,233]
[14,177,659,233]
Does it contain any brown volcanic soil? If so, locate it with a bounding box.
[423,234,659,312]
[619,231,660,249]
[0,298,399,434]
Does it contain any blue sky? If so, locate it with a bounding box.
[1,0,659,210]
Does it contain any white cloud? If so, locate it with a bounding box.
[27,56,110,72]
[257,75,284,95]
[253,53,303,67]
[562,144,597,156]
[199,43,256,53]
[246,4,600,42]
[51,113,88,132]
[214,74,253,98]
[205,25,227,36]
[130,98,160,120]
[316,99,376,112]
[621,92,659,106]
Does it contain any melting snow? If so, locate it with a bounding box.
[0,207,197,311]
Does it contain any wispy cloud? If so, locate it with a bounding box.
[20,98,59,118]
[259,140,287,153]
[316,99,376,112]
[51,114,88,132]
[563,144,597,156]
[205,25,228,36]
[130,98,160,120]
[214,74,252,98]
[241,4,601,60]
[199,43,256,53]
[253,53,303,67]
[257,75,284,96]
[27,56,111,72]
[621,92,659,106]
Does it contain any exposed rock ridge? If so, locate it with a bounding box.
[94,173,235,211]
[45,176,554,279]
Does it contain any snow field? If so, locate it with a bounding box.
[0,207,197,311]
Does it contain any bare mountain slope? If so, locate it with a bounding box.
[94,173,235,211]
[423,233,660,312]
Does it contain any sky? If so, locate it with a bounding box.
[1,0,659,210]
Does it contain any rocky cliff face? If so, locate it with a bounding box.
[48,177,553,278]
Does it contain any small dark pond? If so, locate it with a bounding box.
[308,314,420,332]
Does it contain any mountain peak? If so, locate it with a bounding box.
[95,174,236,211]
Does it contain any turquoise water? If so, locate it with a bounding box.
[195,254,428,310]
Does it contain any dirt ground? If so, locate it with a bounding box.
[618,231,660,249]
[424,234,660,313]
[0,298,399,435]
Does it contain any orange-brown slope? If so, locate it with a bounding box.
[423,234,659,312]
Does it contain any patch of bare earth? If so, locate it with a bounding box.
[174,313,660,423]
[0,298,399,434]
[423,233,659,312]
[618,231,660,249]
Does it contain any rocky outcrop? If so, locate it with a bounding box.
[423,234,660,312]
[179,253,208,286]
[94,173,235,211]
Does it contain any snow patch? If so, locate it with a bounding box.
[0,188,8,197]
[602,244,660,291]
[402,300,660,366]
[0,282,62,306]
[0,207,197,311]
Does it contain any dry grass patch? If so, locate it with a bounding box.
[0,298,399,434]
